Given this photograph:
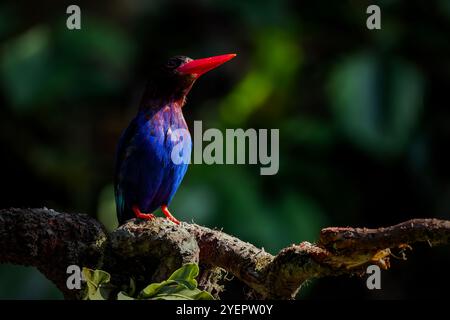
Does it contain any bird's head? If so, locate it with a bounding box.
[142,53,236,108]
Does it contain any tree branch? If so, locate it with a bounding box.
[0,208,108,298]
[0,208,449,299]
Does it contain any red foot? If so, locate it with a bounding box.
[132,205,155,220]
[161,205,180,225]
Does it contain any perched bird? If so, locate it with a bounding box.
[114,54,236,225]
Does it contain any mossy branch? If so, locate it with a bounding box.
[0,208,449,299]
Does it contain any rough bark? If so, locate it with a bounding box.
[0,208,449,299]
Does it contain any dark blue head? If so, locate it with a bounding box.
[141,54,236,109]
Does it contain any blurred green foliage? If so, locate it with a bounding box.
[0,0,449,299]
[2,20,134,109]
[220,29,302,125]
[329,53,424,157]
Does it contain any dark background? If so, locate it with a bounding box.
[0,0,449,299]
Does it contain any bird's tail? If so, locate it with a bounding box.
[115,189,128,225]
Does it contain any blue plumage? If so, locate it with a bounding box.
[115,104,191,224]
[114,54,235,225]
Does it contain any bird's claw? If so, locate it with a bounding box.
[132,206,156,220]
[161,205,180,225]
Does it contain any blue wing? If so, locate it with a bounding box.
[114,108,191,224]
[114,115,164,224]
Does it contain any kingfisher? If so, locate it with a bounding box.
[114,53,236,225]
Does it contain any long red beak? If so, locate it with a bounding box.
[176,53,236,77]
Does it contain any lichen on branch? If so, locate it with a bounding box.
[0,208,449,299]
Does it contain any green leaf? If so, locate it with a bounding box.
[82,267,114,300]
[166,262,200,290]
[137,263,214,300]
[128,278,136,297]
[83,264,214,301]
[150,288,214,300]
[117,291,135,300]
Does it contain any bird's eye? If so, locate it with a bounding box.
[166,58,183,69]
